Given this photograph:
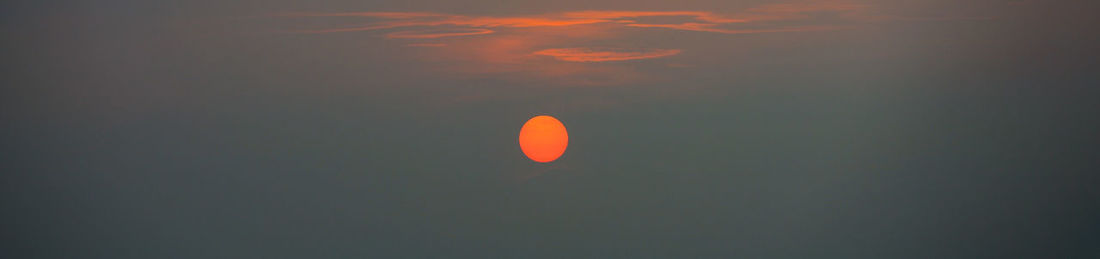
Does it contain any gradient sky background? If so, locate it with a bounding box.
[3,0,1099,258]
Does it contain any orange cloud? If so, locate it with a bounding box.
[275,2,891,86]
[282,12,613,33]
[561,11,748,23]
[625,23,841,34]
[279,3,872,36]
[534,48,681,62]
[386,28,494,39]
[406,43,447,47]
[276,12,446,19]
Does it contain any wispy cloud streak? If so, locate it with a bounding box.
[386,28,494,39]
[535,48,681,62]
[278,2,872,36]
[273,1,979,85]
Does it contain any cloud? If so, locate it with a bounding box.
[534,48,681,62]
[281,12,613,32]
[559,11,748,24]
[406,43,447,47]
[624,23,841,34]
[386,28,494,39]
[278,3,873,36]
[275,1,974,86]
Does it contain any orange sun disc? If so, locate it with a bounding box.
[519,115,569,163]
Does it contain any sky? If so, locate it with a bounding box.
[2,0,1100,258]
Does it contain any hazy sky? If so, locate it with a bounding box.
[3,0,1099,258]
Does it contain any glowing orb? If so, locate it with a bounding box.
[519,115,569,163]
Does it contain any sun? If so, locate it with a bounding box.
[519,115,569,163]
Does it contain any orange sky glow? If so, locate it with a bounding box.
[276,1,975,85]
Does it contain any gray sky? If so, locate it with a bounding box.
[3,0,1099,258]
